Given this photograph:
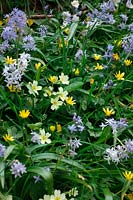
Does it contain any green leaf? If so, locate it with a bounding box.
[32,153,85,170]
[68,22,78,41]
[103,188,113,200]
[28,166,54,195]
[0,162,5,189]
[65,82,84,92]
[4,145,15,161]
[27,122,42,130]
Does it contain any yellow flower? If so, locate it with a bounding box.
[0,20,3,26]
[125,193,133,200]
[123,171,133,181]
[8,85,21,92]
[27,19,34,26]
[93,54,101,61]
[48,76,58,84]
[103,108,115,117]
[3,134,14,142]
[74,68,80,76]
[63,27,70,35]
[65,96,76,105]
[58,38,68,48]
[90,78,94,85]
[5,56,16,65]
[115,71,125,80]
[112,53,120,61]
[49,125,56,132]
[94,63,103,70]
[35,62,41,70]
[124,59,132,66]
[56,124,62,132]
[19,110,30,118]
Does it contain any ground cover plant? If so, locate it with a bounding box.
[0,0,133,199]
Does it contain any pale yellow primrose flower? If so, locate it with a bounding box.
[51,189,67,200]
[27,80,42,96]
[56,87,68,101]
[39,129,51,144]
[59,73,69,85]
[51,97,63,110]
[44,86,54,97]
[71,0,79,8]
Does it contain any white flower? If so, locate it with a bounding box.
[56,87,68,101]
[51,190,67,200]
[59,73,69,85]
[39,129,51,144]
[51,97,63,110]
[71,0,79,8]
[44,86,54,97]
[27,80,42,96]
[38,195,51,200]
[126,0,133,8]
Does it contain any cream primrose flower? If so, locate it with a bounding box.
[44,86,54,97]
[71,0,79,8]
[39,129,51,144]
[51,97,63,110]
[39,194,51,200]
[56,87,68,101]
[51,190,67,200]
[27,80,42,96]
[59,73,69,85]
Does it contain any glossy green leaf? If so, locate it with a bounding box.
[0,162,5,189]
[103,188,113,200]
[4,145,15,161]
[65,82,84,92]
[68,22,78,41]
[28,166,53,195]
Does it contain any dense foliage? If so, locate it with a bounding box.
[0,0,133,199]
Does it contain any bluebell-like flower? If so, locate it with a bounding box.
[125,139,133,153]
[122,34,133,53]
[128,23,133,32]
[1,27,17,41]
[5,8,27,34]
[38,25,47,37]
[0,144,6,157]
[0,40,10,53]
[68,113,85,133]
[23,35,36,51]
[10,160,26,178]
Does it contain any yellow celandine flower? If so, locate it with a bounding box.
[90,78,94,85]
[93,54,101,61]
[115,71,125,80]
[58,38,68,48]
[125,192,133,200]
[27,19,34,26]
[0,20,3,26]
[124,59,132,66]
[74,68,80,76]
[49,125,56,132]
[103,108,115,117]
[56,124,62,132]
[65,96,76,105]
[48,76,58,84]
[112,53,120,61]
[5,56,16,65]
[8,85,21,92]
[63,27,70,35]
[19,110,30,118]
[123,171,133,181]
[94,63,103,70]
[35,62,41,70]
[3,134,14,142]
